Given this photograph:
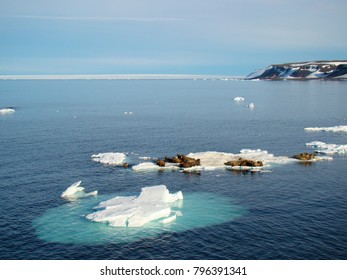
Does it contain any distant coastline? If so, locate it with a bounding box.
[246,60,347,80]
[0,74,243,81]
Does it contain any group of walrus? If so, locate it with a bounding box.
[224,158,263,167]
[155,152,315,169]
[291,152,315,161]
[157,154,201,168]
[157,154,264,169]
[123,151,316,170]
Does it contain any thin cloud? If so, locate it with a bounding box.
[0,15,183,22]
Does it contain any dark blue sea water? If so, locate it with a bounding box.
[0,79,346,259]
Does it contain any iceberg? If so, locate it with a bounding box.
[91,152,126,165]
[61,181,98,201]
[0,108,15,114]
[306,141,347,155]
[86,185,183,227]
[304,125,347,133]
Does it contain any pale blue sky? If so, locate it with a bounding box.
[1,0,346,75]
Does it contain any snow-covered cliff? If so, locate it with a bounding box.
[246,61,347,80]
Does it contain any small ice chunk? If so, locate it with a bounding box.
[61,181,98,200]
[91,152,126,165]
[304,125,347,133]
[132,162,179,171]
[247,103,255,109]
[139,156,151,160]
[0,108,15,114]
[306,141,347,155]
[86,185,183,227]
[306,141,329,149]
[234,96,245,102]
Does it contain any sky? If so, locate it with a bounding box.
[0,0,346,76]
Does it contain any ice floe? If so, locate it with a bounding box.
[0,108,15,114]
[97,147,336,173]
[304,125,347,133]
[86,185,183,227]
[306,141,347,155]
[132,162,180,171]
[187,150,295,170]
[247,103,255,110]
[131,149,333,172]
[91,152,126,165]
[234,96,245,102]
[61,181,98,201]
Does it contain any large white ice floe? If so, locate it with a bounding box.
[86,185,183,227]
[132,149,301,172]
[0,108,15,114]
[304,125,347,133]
[61,181,98,201]
[306,141,347,155]
[187,149,295,170]
[91,152,126,165]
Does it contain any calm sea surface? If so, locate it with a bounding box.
[0,79,346,259]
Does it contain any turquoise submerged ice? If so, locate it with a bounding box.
[86,185,183,227]
[34,185,245,245]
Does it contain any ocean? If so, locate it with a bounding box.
[0,79,346,259]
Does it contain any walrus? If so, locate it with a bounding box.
[156,159,166,167]
[292,152,315,161]
[224,158,263,167]
[177,154,200,168]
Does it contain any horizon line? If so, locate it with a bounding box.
[0,74,245,80]
[0,15,183,22]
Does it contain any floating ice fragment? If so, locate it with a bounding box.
[306,141,347,155]
[304,125,347,133]
[61,181,98,201]
[132,162,179,171]
[91,152,126,165]
[0,108,15,114]
[305,141,328,149]
[86,185,183,227]
[234,96,245,102]
[247,103,255,110]
[139,156,151,160]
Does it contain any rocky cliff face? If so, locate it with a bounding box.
[246,61,347,80]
